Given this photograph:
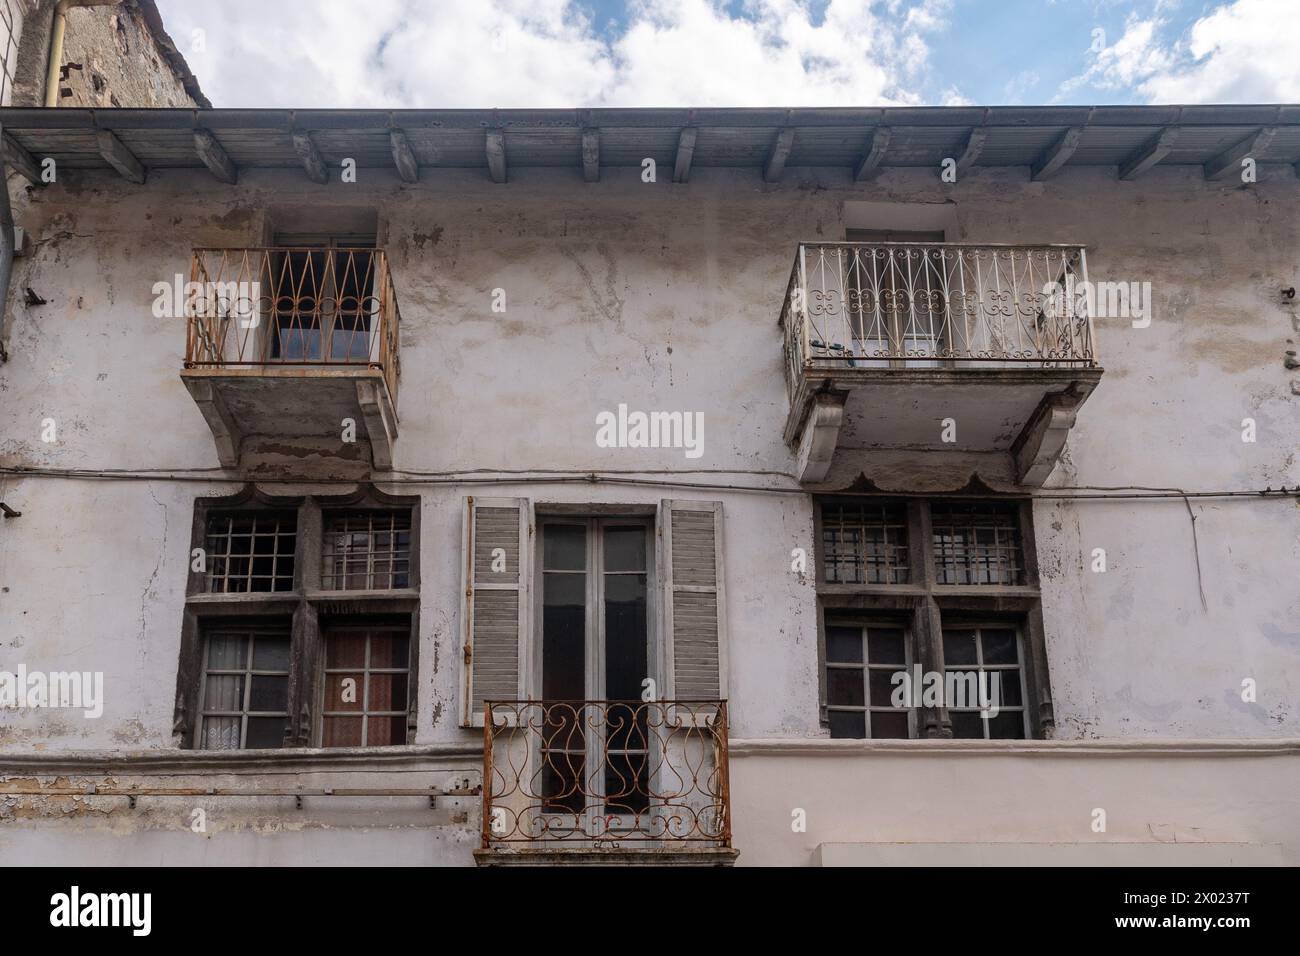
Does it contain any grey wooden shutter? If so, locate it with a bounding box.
[661,500,728,700]
[459,497,530,727]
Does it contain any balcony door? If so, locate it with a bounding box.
[537,518,655,838]
[846,228,947,366]
[268,233,376,363]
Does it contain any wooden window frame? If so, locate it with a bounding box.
[174,484,420,750]
[815,495,1053,738]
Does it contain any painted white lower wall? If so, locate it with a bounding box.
[727,739,1300,866]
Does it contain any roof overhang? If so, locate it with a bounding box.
[2,104,1299,186]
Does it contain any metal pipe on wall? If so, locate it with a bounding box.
[43,0,123,108]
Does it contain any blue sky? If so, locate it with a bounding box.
[157,0,1294,108]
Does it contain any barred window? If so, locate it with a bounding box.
[321,628,411,747]
[821,501,910,584]
[322,511,412,590]
[942,626,1027,739]
[198,629,291,750]
[205,512,297,593]
[931,502,1022,585]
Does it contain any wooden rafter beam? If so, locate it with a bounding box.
[96,129,145,184]
[853,126,891,181]
[1119,127,1179,180]
[1204,127,1276,180]
[673,127,697,183]
[764,127,795,183]
[954,128,985,174]
[390,129,418,183]
[1031,126,1082,181]
[193,129,237,184]
[581,128,599,183]
[291,132,328,184]
[1,132,43,185]
[486,130,506,183]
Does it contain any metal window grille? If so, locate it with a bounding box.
[321,628,410,747]
[204,512,297,593]
[822,502,910,584]
[942,625,1027,739]
[321,511,411,590]
[198,630,291,750]
[824,623,914,739]
[931,502,1023,585]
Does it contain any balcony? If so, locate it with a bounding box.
[780,242,1103,486]
[181,247,400,470]
[474,700,737,866]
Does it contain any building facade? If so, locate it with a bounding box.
[0,106,1297,866]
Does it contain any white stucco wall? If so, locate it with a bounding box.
[0,159,1296,864]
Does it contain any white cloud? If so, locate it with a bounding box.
[158,0,956,108]
[1138,0,1300,102]
[1055,0,1297,104]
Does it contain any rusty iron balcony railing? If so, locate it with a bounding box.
[780,242,1098,397]
[481,700,731,849]
[183,247,401,406]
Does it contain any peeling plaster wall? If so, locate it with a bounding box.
[0,161,1297,862]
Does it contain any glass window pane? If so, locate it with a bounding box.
[943,629,978,665]
[203,674,244,711]
[543,524,585,571]
[245,716,287,749]
[323,715,363,748]
[866,627,906,665]
[201,715,241,750]
[982,628,1019,665]
[251,637,289,671]
[368,633,409,669]
[949,711,985,739]
[603,526,646,572]
[827,667,865,706]
[988,710,1026,739]
[323,673,364,712]
[327,632,367,669]
[868,668,900,708]
[826,626,863,663]
[366,715,406,746]
[994,672,1023,708]
[828,710,866,739]
[870,711,909,739]
[207,634,247,670]
[249,675,287,712]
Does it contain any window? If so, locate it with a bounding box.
[321,627,411,747]
[204,512,297,593]
[825,622,912,739]
[176,487,419,750]
[267,234,377,363]
[931,502,1023,585]
[537,518,652,816]
[197,628,291,750]
[322,511,411,590]
[817,497,1050,739]
[942,625,1027,739]
[822,501,909,584]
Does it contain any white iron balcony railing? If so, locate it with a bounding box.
[481,700,731,849]
[780,242,1098,396]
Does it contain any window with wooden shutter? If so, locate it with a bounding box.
[459,497,530,727]
[660,500,727,700]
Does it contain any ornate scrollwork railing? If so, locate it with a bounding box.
[481,700,731,848]
[183,247,400,406]
[780,242,1097,397]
